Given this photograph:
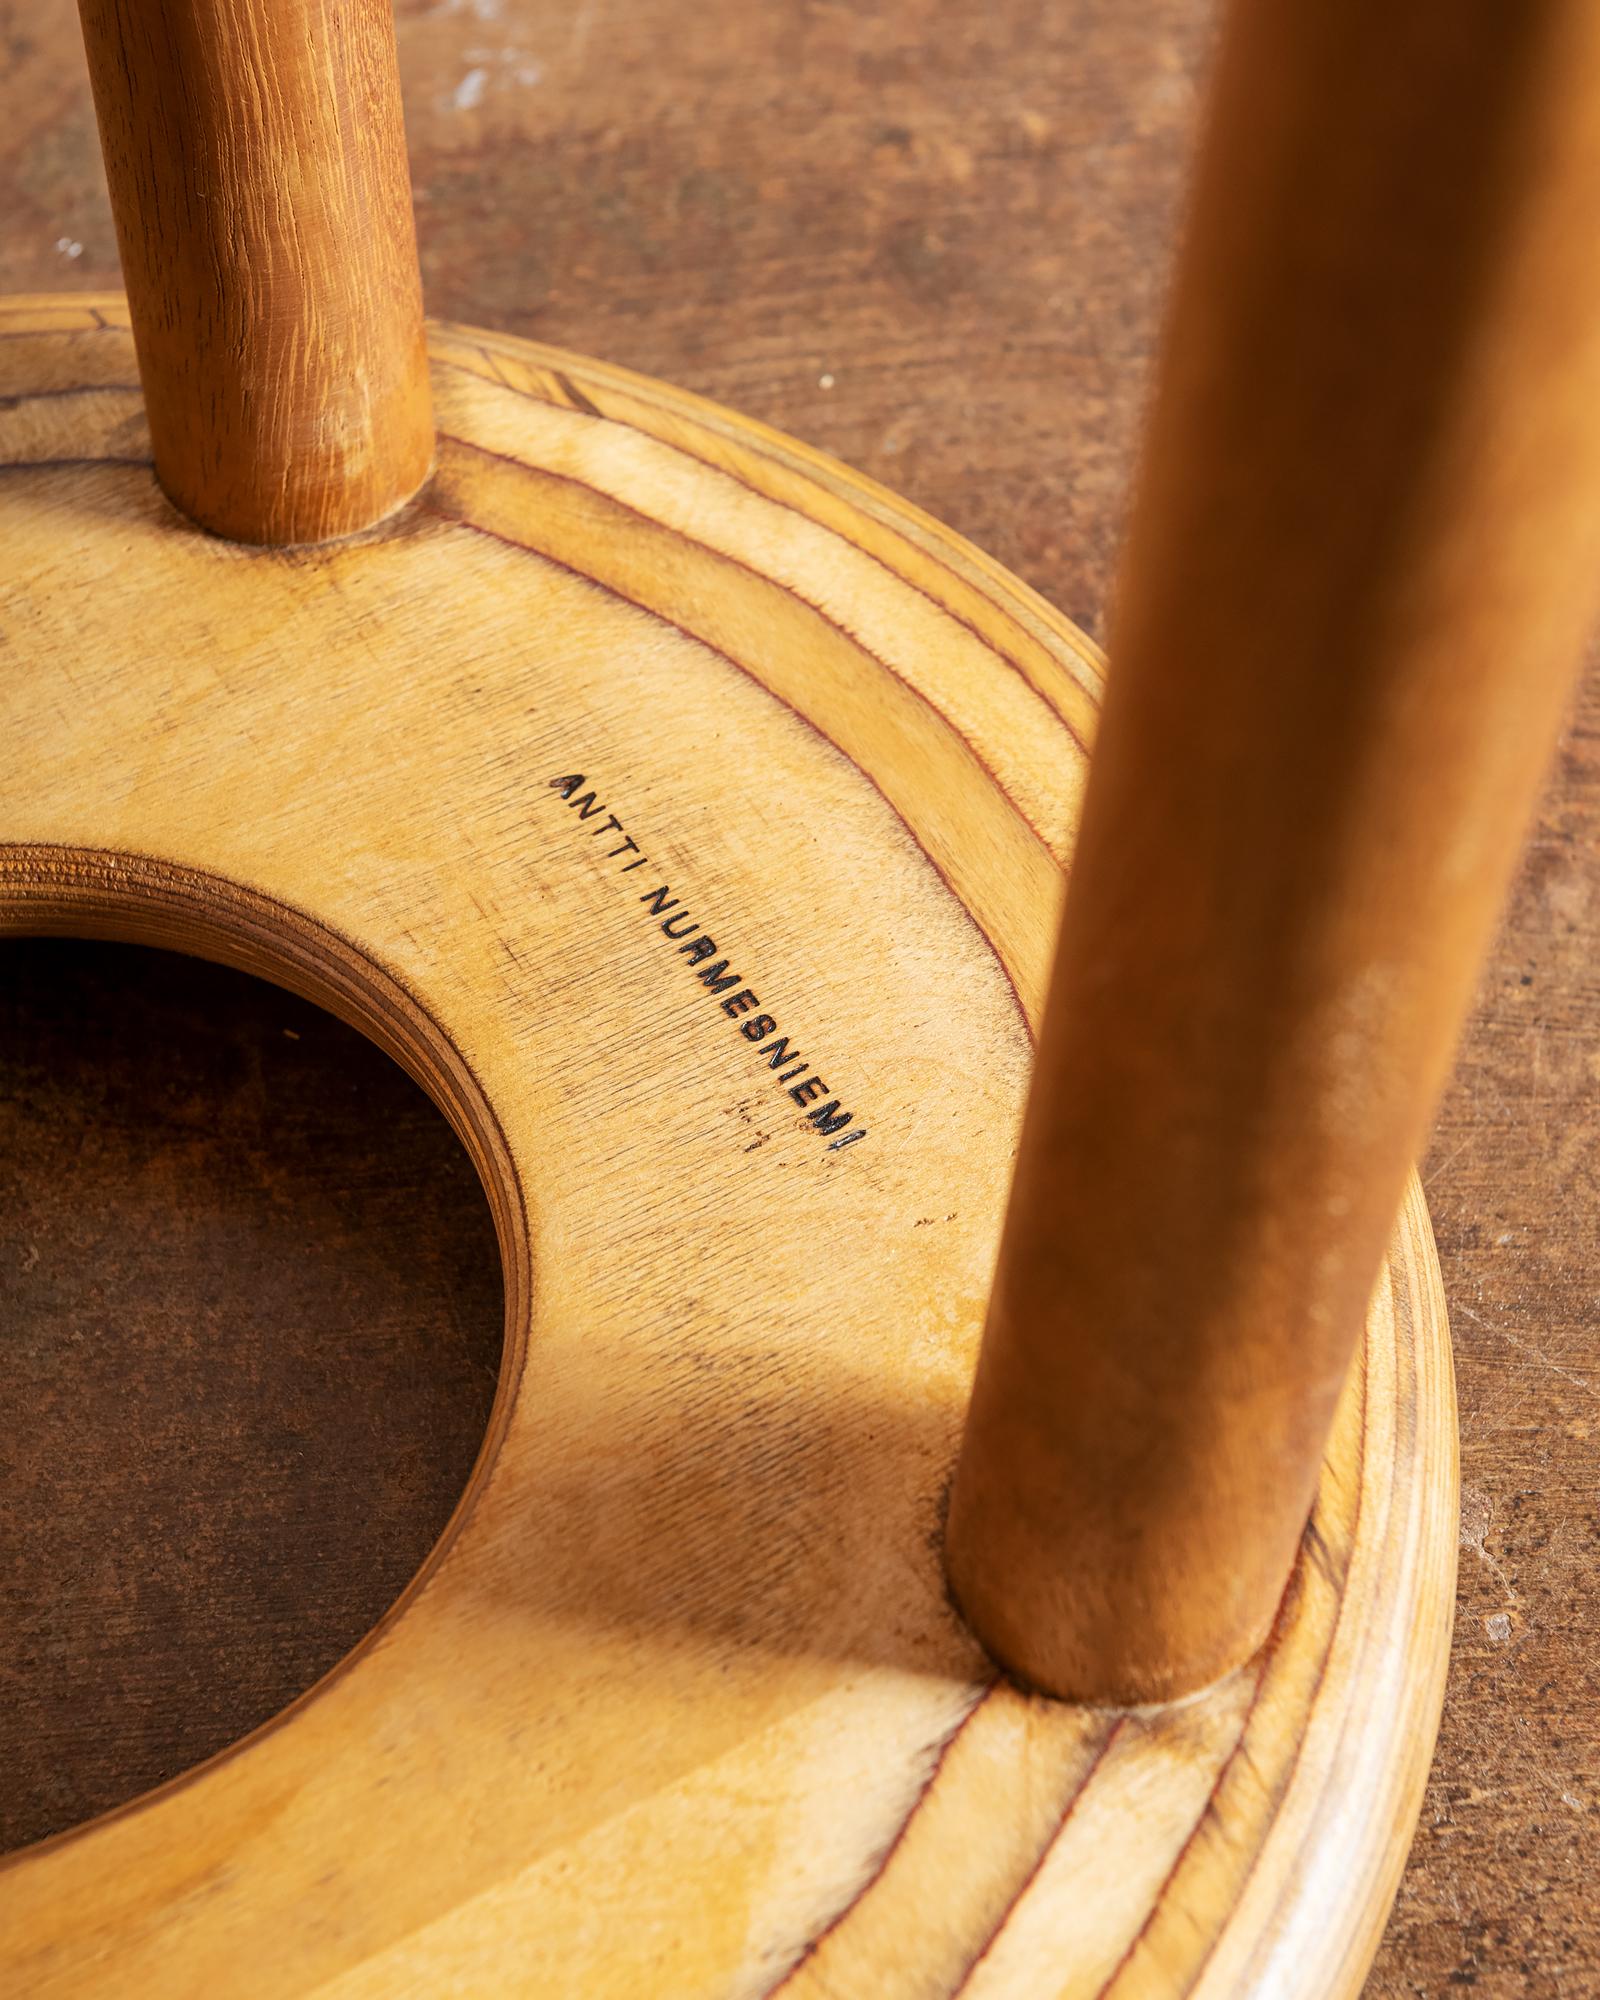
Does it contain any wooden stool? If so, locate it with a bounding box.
[4,0,1600,1992]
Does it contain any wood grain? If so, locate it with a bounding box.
[1,1,1592,1988]
[75,0,431,543]
[948,0,1600,1706]
[0,300,1454,1997]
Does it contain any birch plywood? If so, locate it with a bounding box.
[0,296,1457,1999]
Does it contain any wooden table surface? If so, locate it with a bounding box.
[2,2,1596,1991]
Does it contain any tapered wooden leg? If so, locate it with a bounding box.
[946,0,1600,1705]
[75,0,431,544]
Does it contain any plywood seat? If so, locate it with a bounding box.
[8,0,1600,1989]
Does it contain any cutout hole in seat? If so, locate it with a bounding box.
[0,936,505,1853]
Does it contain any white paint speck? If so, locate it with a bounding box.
[454,66,489,110]
[55,236,84,260]
[818,373,835,390]
[1485,1611,1513,1643]
[1563,1791,1584,1811]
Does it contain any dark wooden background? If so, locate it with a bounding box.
[3,1,1597,1990]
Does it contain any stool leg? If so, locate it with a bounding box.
[76,0,431,545]
[947,0,1600,1704]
